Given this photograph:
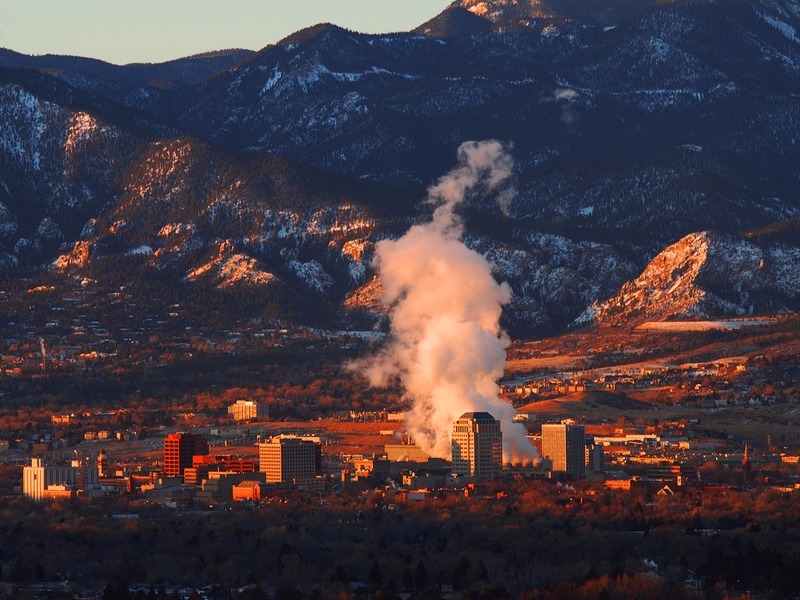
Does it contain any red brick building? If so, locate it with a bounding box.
[164,432,209,478]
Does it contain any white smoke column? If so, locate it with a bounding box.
[39,337,47,374]
[361,140,540,464]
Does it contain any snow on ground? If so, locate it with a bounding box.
[289,259,334,293]
[126,245,153,256]
[636,319,776,332]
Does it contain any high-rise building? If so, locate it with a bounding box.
[541,423,586,479]
[259,436,321,485]
[451,412,503,481]
[164,432,209,478]
[585,442,605,479]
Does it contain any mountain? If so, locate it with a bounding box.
[0,48,254,90]
[1,0,800,334]
[146,0,799,239]
[444,0,662,27]
[0,74,417,326]
[52,135,414,301]
[578,230,800,327]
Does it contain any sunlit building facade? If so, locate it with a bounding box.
[164,432,209,478]
[22,457,99,501]
[541,423,586,479]
[259,436,321,485]
[227,400,269,422]
[451,412,503,481]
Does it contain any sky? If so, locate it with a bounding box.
[1,0,453,65]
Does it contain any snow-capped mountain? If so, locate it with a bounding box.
[1,0,799,333]
[446,0,658,27]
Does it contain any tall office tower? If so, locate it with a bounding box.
[541,423,586,479]
[451,412,503,481]
[259,436,321,485]
[164,432,209,477]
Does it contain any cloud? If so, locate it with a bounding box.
[354,140,539,464]
[542,88,581,126]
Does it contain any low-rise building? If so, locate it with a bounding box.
[22,457,100,501]
[385,444,430,462]
[197,471,266,504]
[232,480,268,502]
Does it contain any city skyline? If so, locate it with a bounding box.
[1,0,452,65]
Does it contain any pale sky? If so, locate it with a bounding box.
[0,1,453,65]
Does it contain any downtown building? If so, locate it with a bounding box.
[451,412,503,481]
[22,457,100,501]
[258,436,321,487]
[227,400,269,422]
[541,423,586,480]
[164,432,209,478]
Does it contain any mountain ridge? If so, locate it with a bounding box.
[1,0,799,334]
[578,230,800,327]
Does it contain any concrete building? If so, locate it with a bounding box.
[585,443,605,480]
[22,457,99,501]
[451,412,503,481]
[646,462,698,486]
[259,436,321,486]
[197,471,267,504]
[542,423,586,479]
[164,432,209,478]
[385,444,430,462]
[227,400,269,422]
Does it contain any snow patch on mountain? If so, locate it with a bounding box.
[261,68,284,95]
[289,259,334,293]
[63,112,116,157]
[0,84,53,170]
[36,217,64,244]
[0,201,18,242]
[766,245,800,298]
[348,261,367,283]
[0,251,18,270]
[758,11,800,44]
[126,245,153,256]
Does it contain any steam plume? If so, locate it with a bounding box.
[39,337,47,374]
[360,140,539,464]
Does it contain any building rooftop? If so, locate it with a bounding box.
[458,412,496,421]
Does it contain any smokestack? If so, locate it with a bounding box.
[354,141,540,465]
[39,337,47,374]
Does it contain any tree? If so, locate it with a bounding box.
[102,581,131,600]
[415,560,428,591]
[369,559,383,588]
